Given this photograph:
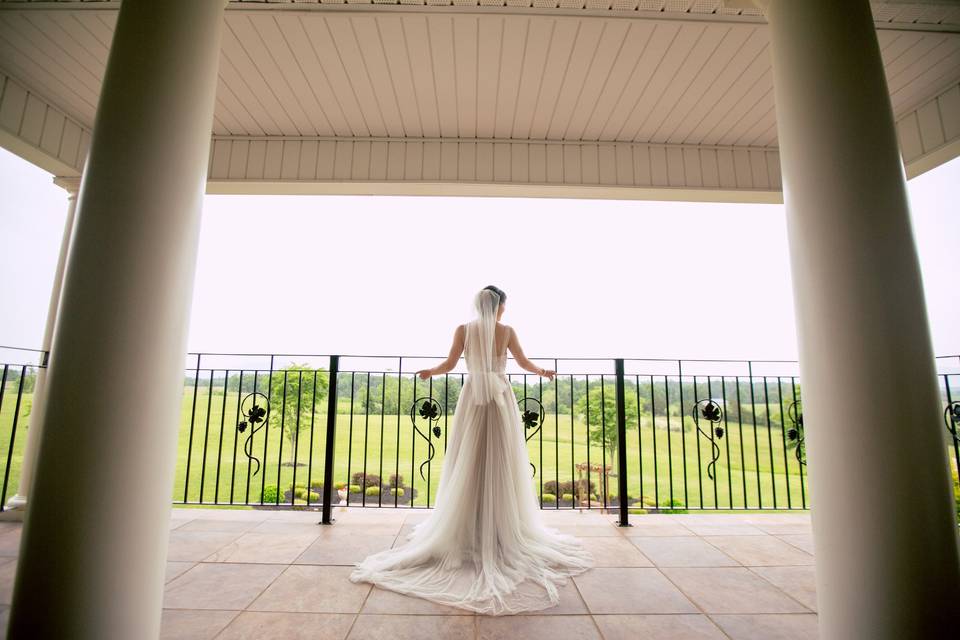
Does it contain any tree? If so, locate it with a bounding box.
[574,383,640,484]
[267,365,329,465]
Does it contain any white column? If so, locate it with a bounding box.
[765,1,960,638]
[7,1,225,638]
[5,177,78,511]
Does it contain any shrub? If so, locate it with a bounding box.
[310,480,324,491]
[541,493,556,503]
[545,480,577,496]
[561,493,574,502]
[294,487,320,501]
[390,487,405,497]
[352,472,381,488]
[262,485,279,503]
[389,473,404,487]
[640,495,658,507]
[365,486,381,496]
[334,481,347,490]
[348,484,362,493]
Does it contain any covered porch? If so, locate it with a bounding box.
[0,0,958,638]
[1,507,818,639]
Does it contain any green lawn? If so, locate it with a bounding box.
[2,383,958,514]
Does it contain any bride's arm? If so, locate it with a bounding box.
[507,327,556,381]
[416,324,466,380]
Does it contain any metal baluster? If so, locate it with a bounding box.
[321,356,339,525]
[183,354,202,503]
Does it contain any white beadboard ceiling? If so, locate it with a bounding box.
[0,1,958,196]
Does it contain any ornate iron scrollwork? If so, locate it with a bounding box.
[786,401,806,466]
[692,399,724,480]
[237,392,269,477]
[409,397,443,482]
[519,397,545,478]
[945,401,960,446]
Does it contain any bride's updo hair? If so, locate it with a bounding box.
[482,285,506,307]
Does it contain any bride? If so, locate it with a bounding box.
[348,285,596,615]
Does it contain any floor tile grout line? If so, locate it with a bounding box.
[652,565,736,640]
[744,565,817,613]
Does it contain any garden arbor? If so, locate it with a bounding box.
[0,0,959,638]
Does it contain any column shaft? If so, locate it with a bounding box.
[7,1,225,638]
[766,1,960,638]
[6,180,78,510]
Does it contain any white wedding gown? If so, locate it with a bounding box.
[348,321,596,615]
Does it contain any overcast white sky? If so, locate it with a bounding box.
[1,147,957,362]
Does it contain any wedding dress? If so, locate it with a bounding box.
[348,289,596,615]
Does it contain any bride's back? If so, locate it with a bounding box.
[463,321,510,373]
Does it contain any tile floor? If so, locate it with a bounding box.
[0,507,819,639]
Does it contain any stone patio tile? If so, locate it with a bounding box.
[751,566,818,611]
[166,530,245,562]
[295,534,396,565]
[360,585,474,615]
[682,523,767,536]
[249,521,325,535]
[662,568,810,614]
[347,614,474,640]
[165,561,196,584]
[777,534,815,555]
[619,522,695,537]
[753,523,813,535]
[325,521,404,536]
[581,535,653,567]
[206,532,320,564]
[170,519,192,531]
[0,605,9,640]
[163,563,285,610]
[630,537,739,568]
[478,614,601,640]
[704,536,814,566]
[0,558,15,605]
[519,578,590,615]
[179,518,264,533]
[171,508,269,522]
[574,568,698,614]
[592,614,728,640]
[712,613,820,639]
[159,609,238,640]
[547,523,621,537]
[250,565,370,613]
[0,529,21,557]
[218,611,355,640]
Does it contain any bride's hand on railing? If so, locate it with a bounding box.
[416,369,432,380]
[538,368,556,381]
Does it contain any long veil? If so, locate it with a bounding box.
[349,288,596,615]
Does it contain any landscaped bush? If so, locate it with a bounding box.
[294,487,320,501]
[541,493,556,503]
[658,499,687,513]
[544,480,576,496]
[262,485,280,503]
[365,486,380,496]
[640,495,658,507]
[352,472,380,488]
[389,473,404,487]
[561,493,574,502]
[390,487,405,497]
[310,480,324,491]
[334,481,347,490]
[348,484,362,493]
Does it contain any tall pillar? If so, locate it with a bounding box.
[765,0,960,638]
[7,1,225,638]
[5,177,78,511]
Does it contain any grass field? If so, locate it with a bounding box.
[2,382,958,514]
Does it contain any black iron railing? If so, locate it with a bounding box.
[1,349,958,523]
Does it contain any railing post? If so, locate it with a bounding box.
[614,359,631,527]
[321,355,339,525]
